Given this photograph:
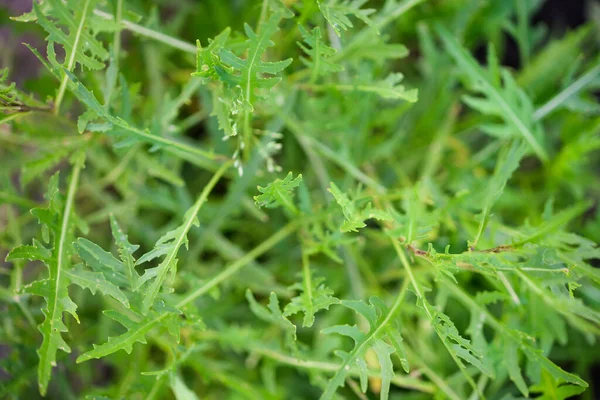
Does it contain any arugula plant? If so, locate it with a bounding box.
[1,0,599,399]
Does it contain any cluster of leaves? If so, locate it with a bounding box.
[1,0,600,399]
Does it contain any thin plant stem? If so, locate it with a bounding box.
[54,0,92,114]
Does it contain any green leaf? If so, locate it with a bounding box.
[306,73,418,101]
[320,291,408,400]
[437,26,548,162]
[355,73,418,101]
[246,290,297,351]
[297,25,343,82]
[33,0,108,72]
[76,304,181,363]
[328,182,391,232]
[170,373,200,400]
[254,172,303,214]
[472,140,526,247]
[284,253,339,327]
[74,238,130,288]
[136,163,229,314]
[66,267,130,308]
[6,157,85,395]
[433,311,494,378]
[505,338,529,396]
[110,215,140,290]
[318,0,376,37]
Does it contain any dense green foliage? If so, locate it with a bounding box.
[1,0,600,398]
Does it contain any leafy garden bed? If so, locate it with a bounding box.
[1,0,599,399]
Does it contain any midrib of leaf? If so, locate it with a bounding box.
[483,80,547,162]
[242,19,273,160]
[41,155,83,394]
[78,221,299,362]
[321,278,409,400]
[93,9,196,54]
[311,33,321,84]
[299,82,417,101]
[142,161,232,314]
[54,0,92,115]
[301,250,314,319]
[533,60,600,121]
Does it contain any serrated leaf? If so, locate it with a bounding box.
[6,158,84,395]
[328,182,392,232]
[320,294,408,400]
[110,215,140,289]
[297,25,343,82]
[6,239,52,263]
[74,238,129,288]
[318,0,376,37]
[438,27,548,161]
[136,164,228,314]
[284,256,339,327]
[66,267,130,308]
[433,311,494,378]
[505,339,529,396]
[33,0,108,71]
[254,172,303,214]
[76,305,180,363]
[246,290,297,351]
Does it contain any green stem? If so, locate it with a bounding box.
[141,161,233,314]
[54,0,92,114]
[392,238,482,395]
[176,221,299,308]
[302,135,386,193]
[405,346,462,400]
[104,0,123,109]
[533,61,600,121]
[253,345,433,393]
[93,9,196,54]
